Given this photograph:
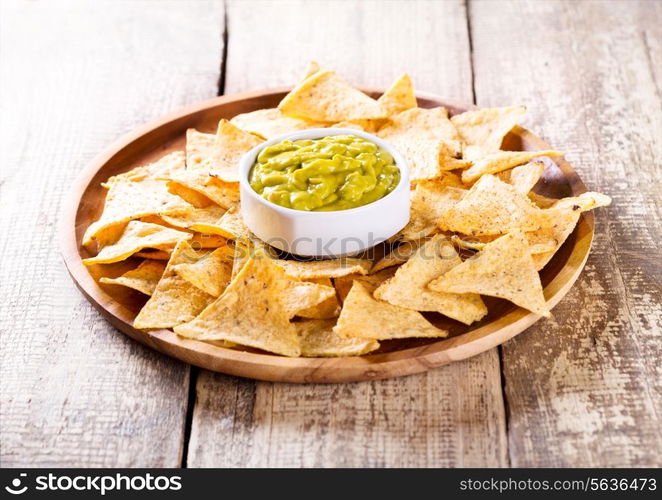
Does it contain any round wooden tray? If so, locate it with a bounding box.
[61,88,594,383]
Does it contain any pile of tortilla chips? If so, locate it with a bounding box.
[84,62,611,357]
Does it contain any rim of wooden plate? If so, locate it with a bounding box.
[60,88,594,383]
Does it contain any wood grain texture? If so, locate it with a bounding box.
[469,0,662,467]
[0,0,224,467]
[186,0,508,467]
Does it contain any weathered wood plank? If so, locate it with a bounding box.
[0,0,224,467]
[186,0,507,468]
[469,0,662,467]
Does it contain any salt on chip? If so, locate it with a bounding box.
[401,183,466,241]
[174,251,335,356]
[133,240,215,328]
[377,74,417,116]
[439,174,545,236]
[167,167,240,208]
[429,230,550,317]
[496,161,545,194]
[274,257,372,280]
[210,120,263,182]
[374,235,487,325]
[333,281,448,340]
[334,267,397,303]
[451,105,527,159]
[296,278,341,319]
[99,260,166,296]
[461,150,561,184]
[230,108,323,140]
[278,70,386,122]
[296,319,379,357]
[172,246,233,297]
[83,221,191,265]
[186,129,216,169]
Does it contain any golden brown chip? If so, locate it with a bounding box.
[451,106,527,158]
[377,74,417,116]
[278,70,386,122]
[167,168,240,208]
[334,267,398,303]
[133,240,216,329]
[296,319,380,357]
[333,281,448,340]
[201,205,251,240]
[230,108,324,140]
[439,174,545,236]
[189,233,229,249]
[496,161,545,194]
[296,278,341,319]
[172,246,233,297]
[157,205,226,231]
[134,249,172,260]
[99,260,166,296]
[83,221,191,265]
[429,230,550,317]
[300,60,321,81]
[461,150,562,184]
[210,120,263,182]
[185,129,216,169]
[401,183,466,241]
[528,192,559,209]
[83,152,191,248]
[371,240,424,273]
[393,138,471,181]
[374,235,487,324]
[274,257,372,280]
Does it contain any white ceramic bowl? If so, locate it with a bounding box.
[239,128,410,258]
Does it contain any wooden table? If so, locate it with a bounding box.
[1,0,660,468]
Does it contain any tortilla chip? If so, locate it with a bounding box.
[186,129,216,169]
[210,120,263,182]
[167,168,240,208]
[374,235,487,324]
[278,70,386,122]
[133,241,215,328]
[496,161,545,194]
[334,281,448,340]
[439,174,545,236]
[296,278,341,319]
[230,108,323,140]
[274,257,372,280]
[83,152,191,248]
[172,246,233,297]
[528,192,559,209]
[197,205,251,240]
[157,205,226,230]
[99,260,166,296]
[83,221,191,265]
[134,249,172,260]
[401,183,466,240]
[300,60,321,80]
[378,74,417,116]
[379,107,461,148]
[296,319,379,357]
[334,267,397,303]
[371,239,424,272]
[174,251,335,356]
[429,230,550,317]
[189,232,228,249]
[451,106,527,158]
[461,150,561,184]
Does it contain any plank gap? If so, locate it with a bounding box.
[217,0,230,96]
[464,0,477,104]
[497,344,512,467]
[180,367,199,468]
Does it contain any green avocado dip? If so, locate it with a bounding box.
[249,134,400,211]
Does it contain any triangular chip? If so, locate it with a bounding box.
[379,107,462,150]
[296,278,341,319]
[83,221,191,265]
[99,260,166,296]
[278,70,386,122]
[401,182,466,240]
[333,281,448,340]
[439,174,545,236]
[83,152,191,247]
[134,249,172,260]
[186,129,216,169]
[429,230,550,317]
[371,240,424,273]
[172,246,233,297]
[451,106,527,158]
[496,161,545,194]
[157,205,226,231]
[210,120,263,182]
[377,74,417,116]
[167,167,240,208]
[334,267,397,303]
[374,235,487,325]
[230,108,323,140]
[133,241,216,328]
[296,319,379,357]
[300,60,321,81]
[461,150,561,184]
[202,205,251,240]
[393,138,471,181]
[274,257,372,280]
[174,251,335,356]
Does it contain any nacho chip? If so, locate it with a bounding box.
[528,191,559,209]
[189,232,228,249]
[278,70,386,122]
[371,239,424,272]
[334,267,397,303]
[300,60,321,80]
[230,108,323,140]
[496,161,545,194]
[334,281,448,340]
[377,74,417,116]
[83,221,191,265]
[83,152,191,248]
[461,150,561,184]
[210,120,263,182]
[401,183,466,240]
[379,107,461,149]
[172,246,233,297]
[186,129,216,169]
[296,319,379,357]
[133,241,215,328]
[157,205,226,231]
[429,230,550,317]
[274,257,372,280]
[439,174,545,236]
[451,105,527,158]
[374,235,487,324]
[99,260,166,296]
[134,249,172,260]
[201,205,252,240]
[174,251,335,356]
[167,167,240,208]
[296,278,341,319]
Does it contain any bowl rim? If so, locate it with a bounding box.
[238,127,410,217]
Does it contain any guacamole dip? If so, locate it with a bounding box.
[249,134,400,211]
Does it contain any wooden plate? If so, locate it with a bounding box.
[61,89,594,383]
